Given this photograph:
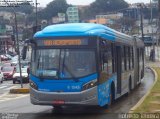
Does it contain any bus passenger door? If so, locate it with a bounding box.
[116,46,121,94]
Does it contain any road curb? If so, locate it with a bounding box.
[129,67,158,113]
[10,88,30,94]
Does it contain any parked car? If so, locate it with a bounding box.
[0,55,10,61]
[139,36,156,46]
[2,62,12,67]
[21,60,30,68]
[10,55,18,66]
[7,51,17,57]
[13,67,29,84]
[0,71,4,83]
[1,67,15,80]
[5,54,13,60]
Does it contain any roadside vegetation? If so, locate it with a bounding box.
[133,67,160,113]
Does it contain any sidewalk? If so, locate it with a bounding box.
[130,61,160,113]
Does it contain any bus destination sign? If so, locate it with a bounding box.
[37,39,88,46]
[44,39,81,46]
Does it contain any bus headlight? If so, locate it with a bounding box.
[82,79,97,91]
[30,80,38,90]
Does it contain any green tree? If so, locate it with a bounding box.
[15,2,33,14]
[39,0,69,20]
[80,0,129,20]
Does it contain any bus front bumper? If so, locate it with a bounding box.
[30,86,98,106]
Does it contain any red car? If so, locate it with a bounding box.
[2,62,11,67]
[1,67,15,80]
[0,55,10,61]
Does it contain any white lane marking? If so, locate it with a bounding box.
[0,86,7,89]
[0,94,29,103]
[0,93,8,97]
[4,86,18,90]
[1,83,13,86]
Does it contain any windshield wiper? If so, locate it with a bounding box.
[63,63,79,82]
[61,50,78,82]
[37,55,40,69]
[37,54,44,81]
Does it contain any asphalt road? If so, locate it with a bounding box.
[0,80,28,96]
[0,68,155,119]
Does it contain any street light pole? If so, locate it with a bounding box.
[4,0,23,88]
[159,0,160,45]
[14,11,23,88]
[139,4,144,41]
[150,0,156,61]
[35,0,38,27]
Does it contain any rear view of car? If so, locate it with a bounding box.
[1,67,15,80]
[13,67,29,84]
[0,55,10,61]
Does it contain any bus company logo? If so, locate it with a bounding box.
[43,40,82,46]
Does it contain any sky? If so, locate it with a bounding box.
[38,0,150,7]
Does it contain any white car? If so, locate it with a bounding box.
[0,71,4,83]
[10,55,18,66]
[13,67,29,84]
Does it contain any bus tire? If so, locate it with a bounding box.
[141,70,144,79]
[128,76,132,93]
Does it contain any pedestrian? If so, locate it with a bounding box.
[150,49,153,61]
[27,62,30,78]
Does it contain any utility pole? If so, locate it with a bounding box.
[150,0,155,61]
[4,0,23,88]
[139,4,144,41]
[158,0,160,48]
[35,0,38,27]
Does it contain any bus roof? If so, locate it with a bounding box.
[34,23,132,42]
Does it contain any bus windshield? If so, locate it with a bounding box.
[31,49,96,79]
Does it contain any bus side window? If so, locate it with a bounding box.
[111,43,116,73]
[132,47,134,69]
[102,42,112,76]
[107,50,112,75]
[121,46,124,72]
[128,47,131,70]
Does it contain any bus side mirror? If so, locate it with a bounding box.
[22,46,27,60]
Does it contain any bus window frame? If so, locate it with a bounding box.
[30,36,100,80]
[98,38,113,84]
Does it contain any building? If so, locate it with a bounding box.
[96,13,123,20]
[0,35,14,53]
[120,8,140,20]
[66,6,79,23]
[0,11,13,20]
[87,13,123,25]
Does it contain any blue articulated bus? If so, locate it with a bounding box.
[27,23,144,108]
